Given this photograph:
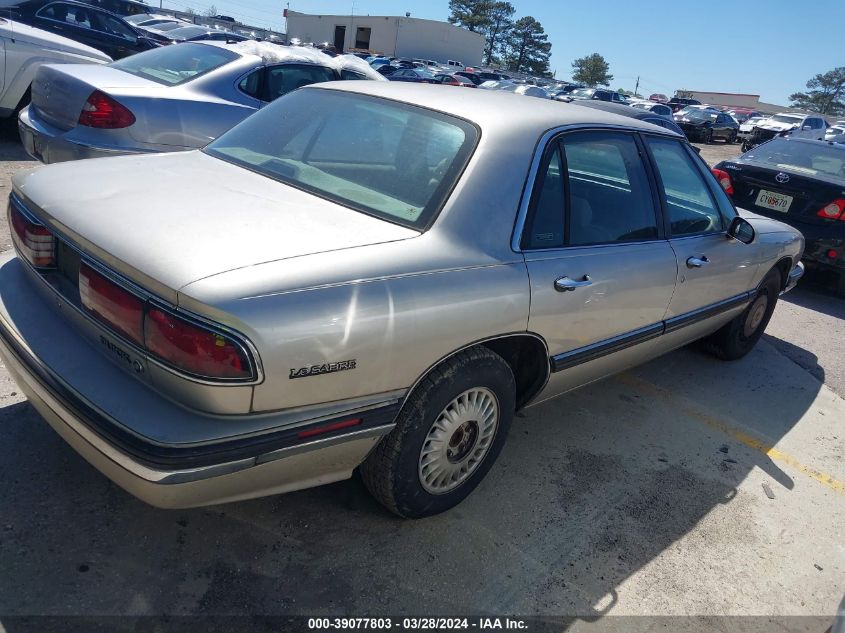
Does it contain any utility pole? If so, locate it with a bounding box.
[634,76,640,97]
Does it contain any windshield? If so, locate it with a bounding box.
[110,42,238,86]
[771,115,803,125]
[743,139,845,181]
[205,89,479,229]
[571,88,594,97]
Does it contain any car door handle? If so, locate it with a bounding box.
[554,275,592,292]
[686,256,711,268]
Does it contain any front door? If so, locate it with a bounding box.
[644,135,758,325]
[522,130,678,401]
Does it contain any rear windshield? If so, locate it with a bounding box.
[205,89,479,230]
[110,42,238,86]
[742,139,845,181]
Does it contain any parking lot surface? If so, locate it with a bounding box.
[0,129,843,626]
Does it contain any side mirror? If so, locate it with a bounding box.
[727,216,755,244]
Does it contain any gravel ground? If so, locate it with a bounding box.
[0,125,842,627]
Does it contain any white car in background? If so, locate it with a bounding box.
[753,112,828,140]
[0,16,111,118]
[824,123,845,141]
[738,115,769,140]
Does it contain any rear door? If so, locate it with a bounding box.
[644,135,758,324]
[522,129,677,398]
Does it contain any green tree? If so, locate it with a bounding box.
[502,16,551,75]
[789,67,845,115]
[571,53,613,87]
[483,2,515,66]
[447,0,491,33]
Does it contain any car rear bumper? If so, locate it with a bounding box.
[745,210,845,275]
[0,251,399,508]
[18,107,153,164]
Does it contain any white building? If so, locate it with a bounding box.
[286,10,484,66]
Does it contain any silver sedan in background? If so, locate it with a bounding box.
[18,40,385,163]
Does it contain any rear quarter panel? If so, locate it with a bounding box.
[179,237,531,412]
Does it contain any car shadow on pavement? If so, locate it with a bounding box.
[0,333,825,622]
[781,280,845,318]
[0,118,34,162]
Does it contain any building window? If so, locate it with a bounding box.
[355,26,371,49]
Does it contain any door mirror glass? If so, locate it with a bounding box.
[727,216,755,244]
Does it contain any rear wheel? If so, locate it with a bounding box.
[703,268,781,360]
[361,347,515,518]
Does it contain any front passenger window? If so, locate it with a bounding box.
[647,136,723,236]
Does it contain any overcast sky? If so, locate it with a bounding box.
[159,0,844,105]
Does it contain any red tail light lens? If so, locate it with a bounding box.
[78,90,136,129]
[9,202,55,268]
[144,307,252,380]
[79,263,144,345]
[711,168,734,195]
[817,199,845,220]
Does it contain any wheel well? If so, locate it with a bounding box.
[481,335,549,410]
[772,257,792,291]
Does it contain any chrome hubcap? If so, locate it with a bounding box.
[418,387,499,494]
[744,294,768,337]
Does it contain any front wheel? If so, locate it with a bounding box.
[702,268,781,360]
[361,347,515,518]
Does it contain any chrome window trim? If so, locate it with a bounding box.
[9,193,265,387]
[511,123,678,253]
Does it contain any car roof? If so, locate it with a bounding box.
[310,82,680,137]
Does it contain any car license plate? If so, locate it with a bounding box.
[755,189,792,213]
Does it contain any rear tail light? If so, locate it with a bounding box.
[144,307,253,380]
[711,168,734,195]
[817,199,845,220]
[78,90,136,129]
[9,201,55,268]
[77,265,256,381]
[79,263,144,345]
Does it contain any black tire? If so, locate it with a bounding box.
[703,128,713,144]
[726,131,736,144]
[361,347,515,518]
[703,268,781,361]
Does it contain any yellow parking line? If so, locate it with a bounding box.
[618,373,845,495]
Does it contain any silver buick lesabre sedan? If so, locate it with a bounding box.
[0,82,804,518]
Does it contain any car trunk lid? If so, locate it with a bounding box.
[31,64,164,131]
[727,161,845,227]
[12,151,418,303]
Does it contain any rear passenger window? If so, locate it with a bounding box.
[561,131,658,246]
[523,147,564,249]
[238,70,262,98]
[646,136,723,236]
